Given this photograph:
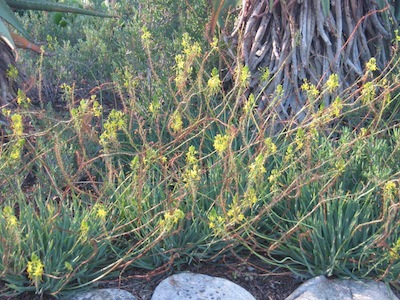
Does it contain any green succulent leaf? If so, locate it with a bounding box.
[6,0,117,18]
[0,0,29,37]
[0,18,16,51]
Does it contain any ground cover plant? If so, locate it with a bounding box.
[0,0,400,298]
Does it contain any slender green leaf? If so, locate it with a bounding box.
[6,0,117,18]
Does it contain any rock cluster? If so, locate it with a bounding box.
[64,273,399,300]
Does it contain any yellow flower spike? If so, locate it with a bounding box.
[6,65,18,80]
[268,169,280,184]
[238,65,250,87]
[159,209,184,231]
[141,26,152,45]
[207,67,221,95]
[301,79,319,98]
[243,94,256,115]
[389,238,400,260]
[264,138,277,154]
[16,90,31,108]
[284,144,294,162]
[11,114,24,137]
[383,181,397,201]
[295,128,305,150]
[245,187,258,207]
[260,67,270,82]
[210,36,218,49]
[170,110,183,133]
[325,74,339,93]
[331,96,343,118]
[366,57,377,72]
[213,133,230,156]
[27,253,44,284]
[3,206,19,229]
[95,204,107,221]
[249,153,266,183]
[186,146,198,165]
[361,82,375,104]
[79,220,90,241]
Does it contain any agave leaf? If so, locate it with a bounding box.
[6,0,117,18]
[0,18,16,52]
[0,0,30,37]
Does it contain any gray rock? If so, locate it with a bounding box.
[64,288,137,300]
[286,275,399,300]
[151,272,256,300]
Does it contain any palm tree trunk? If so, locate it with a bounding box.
[228,0,395,125]
[0,40,18,126]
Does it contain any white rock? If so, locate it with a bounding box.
[64,288,137,300]
[151,272,256,300]
[286,275,399,300]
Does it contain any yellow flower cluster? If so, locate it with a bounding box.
[94,204,107,221]
[99,109,125,148]
[244,187,258,208]
[284,144,294,162]
[325,74,339,93]
[6,65,18,80]
[389,238,400,260]
[383,181,397,201]
[174,33,201,91]
[366,57,377,72]
[159,209,185,231]
[268,169,280,184]
[243,94,256,115]
[236,65,250,88]
[227,204,244,224]
[295,128,305,150]
[141,26,152,46]
[71,96,102,119]
[16,89,31,108]
[264,138,277,155]
[301,80,319,98]
[208,209,225,233]
[3,206,18,229]
[183,146,201,185]
[213,133,230,156]
[361,82,375,104]
[330,96,342,118]
[27,253,45,285]
[9,114,25,160]
[79,220,90,242]
[170,110,183,133]
[249,153,266,183]
[11,114,23,137]
[207,67,221,95]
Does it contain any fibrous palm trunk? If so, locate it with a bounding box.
[0,40,18,126]
[228,0,396,125]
